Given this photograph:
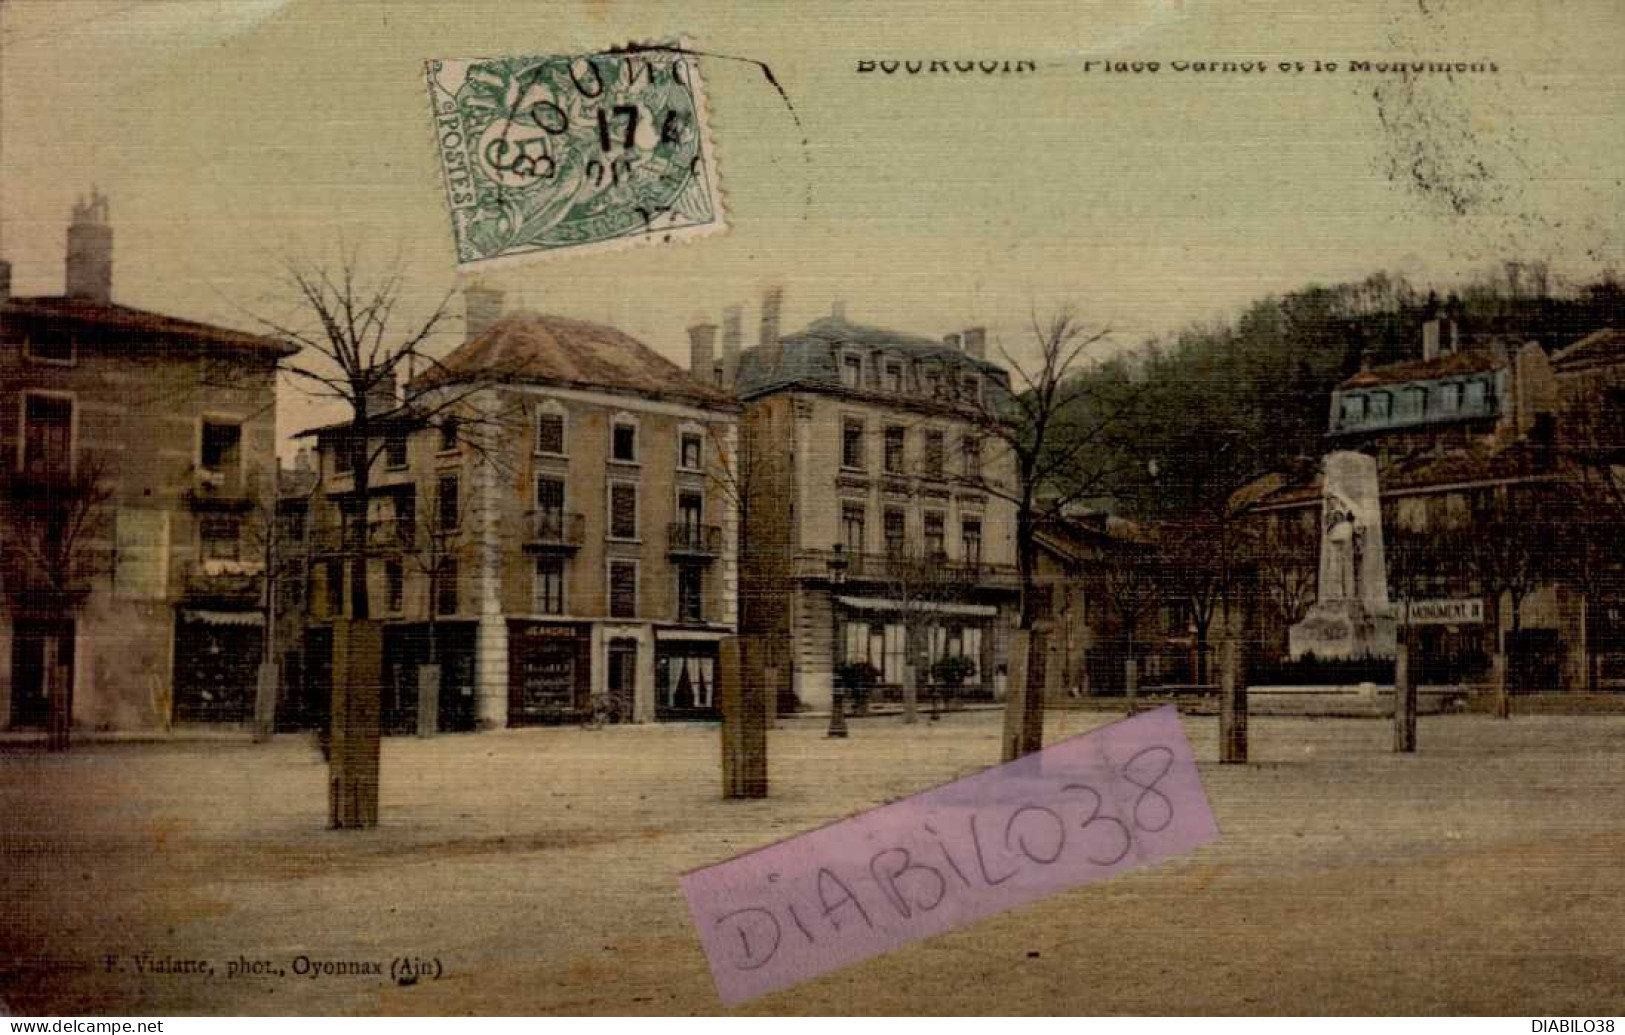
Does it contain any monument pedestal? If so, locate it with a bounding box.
[1289,599,1396,661]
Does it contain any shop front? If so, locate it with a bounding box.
[508,620,591,725]
[655,630,723,721]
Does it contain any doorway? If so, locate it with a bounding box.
[8,619,75,729]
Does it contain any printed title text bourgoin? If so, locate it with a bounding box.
[856,59,1499,75]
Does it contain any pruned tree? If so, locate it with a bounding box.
[1251,511,1319,656]
[251,249,527,828]
[958,308,1144,761]
[1460,484,1563,718]
[0,457,113,751]
[1099,532,1162,697]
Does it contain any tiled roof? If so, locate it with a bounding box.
[1551,328,1625,373]
[420,311,732,409]
[2,296,294,356]
[1337,348,1502,390]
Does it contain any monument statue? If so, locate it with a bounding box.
[1289,451,1397,660]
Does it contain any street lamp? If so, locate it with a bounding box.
[828,544,849,739]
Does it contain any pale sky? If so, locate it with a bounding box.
[2,0,1620,459]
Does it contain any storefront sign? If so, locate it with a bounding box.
[1404,598,1484,625]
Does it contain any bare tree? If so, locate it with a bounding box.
[1098,531,1162,700]
[1461,484,1563,719]
[0,458,112,751]
[959,308,1143,762]
[251,249,525,828]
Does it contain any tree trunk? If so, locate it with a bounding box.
[1394,624,1417,753]
[329,617,382,828]
[1002,626,1046,762]
[902,661,918,725]
[46,634,70,753]
[253,661,279,742]
[416,663,440,739]
[719,636,768,798]
[1219,637,1247,763]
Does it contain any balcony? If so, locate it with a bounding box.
[182,558,265,605]
[310,518,419,555]
[186,467,250,508]
[793,548,1019,591]
[668,522,723,559]
[525,510,585,551]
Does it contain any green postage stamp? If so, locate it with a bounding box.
[425,43,726,269]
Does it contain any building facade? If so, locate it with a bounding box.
[299,301,739,729]
[0,194,293,732]
[712,299,1021,712]
[1236,315,1625,691]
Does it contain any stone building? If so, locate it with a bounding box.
[297,295,739,729]
[710,298,1021,712]
[0,194,294,731]
[1235,314,1625,691]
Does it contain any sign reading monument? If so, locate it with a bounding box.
[681,706,1219,1005]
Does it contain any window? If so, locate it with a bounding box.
[325,560,344,617]
[199,515,240,561]
[536,411,565,455]
[611,421,638,462]
[394,495,417,544]
[680,432,703,470]
[534,555,565,615]
[884,426,906,474]
[678,490,703,531]
[437,475,460,531]
[883,508,906,556]
[885,361,904,393]
[924,430,945,478]
[841,503,866,555]
[200,420,241,476]
[677,564,705,622]
[21,395,73,477]
[1464,380,1487,409]
[841,418,865,470]
[961,517,983,566]
[961,435,981,479]
[609,561,638,618]
[1340,394,1367,423]
[610,482,638,540]
[1369,392,1391,420]
[923,511,945,559]
[332,434,354,474]
[384,427,408,469]
[961,374,981,404]
[1440,383,1462,413]
[1401,386,1427,418]
[438,417,460,452]
[384,559,404,613]
[434,558,459,616]
[841,354,862,389]
[25,325,73,364]
[535,477,565,537]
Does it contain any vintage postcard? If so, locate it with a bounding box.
[1,0,1622,1022]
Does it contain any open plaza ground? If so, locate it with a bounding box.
[3,707,1624,1016]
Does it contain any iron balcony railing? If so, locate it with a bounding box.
[310,518,418,554]
[795,548,1019,589]
[668,522,723,557]
[525,510,585,549]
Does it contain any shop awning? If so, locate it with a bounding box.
[180,609,264,627]
[834,596,998,618]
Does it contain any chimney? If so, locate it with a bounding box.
[65,189,113,304]
[365,372,398,416]
[831,300,846,322]
[1445,293,1462,354]
[758,286,783,348]
[687,321,718,383]
[962,327,988,362]
[943,332,962,350]
[0,260,11,304]
[721,305,742,388]
[1422,319,1441,362]
[463,283,505,340]
[1359,348,1374,373]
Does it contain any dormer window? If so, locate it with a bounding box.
[884,361,904,393]
[1400,386,1427,418]
[24,325,74,365]
[1439,383,1461,413]
[1340,394,1367,424]
[1464,380,1487,410]
[961,374,981,404]
[1369,392,1391,421]
[841,353,862,389]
